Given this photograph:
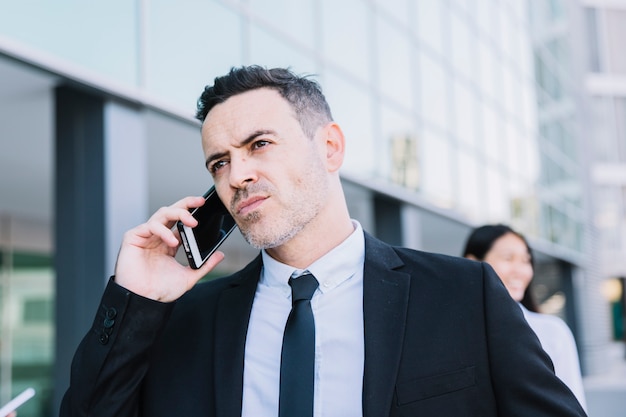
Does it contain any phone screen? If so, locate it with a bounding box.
[177,187,237,269]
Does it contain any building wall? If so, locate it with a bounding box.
[1,0,622,415]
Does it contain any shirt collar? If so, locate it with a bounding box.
[261,220,365,295]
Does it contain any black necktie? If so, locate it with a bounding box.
[279,272,319,417]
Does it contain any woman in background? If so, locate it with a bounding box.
[463,224,587,410]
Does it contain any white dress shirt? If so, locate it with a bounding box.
[242,221,365,417]
[520,304,587,411]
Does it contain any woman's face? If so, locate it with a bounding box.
[483,233,534,302]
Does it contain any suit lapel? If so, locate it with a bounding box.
[214,256,262,417]
[362,234,411,417]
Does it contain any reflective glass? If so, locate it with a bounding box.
[0,0,138,85]
[248,0,316,50]
[456,148,481,221]
[502,68,519,118]
[477,41,497,100]
[506,121,525,177]
[380,107,418,183]
[376,16,413,108]
[321,0,370,83]
[485,164,509,221]
[450,11,474,82]
[590,97,619,163]
[606,10,626,74]
[0,252,54,417]
[481,105,502,163]
[148,0,243,111]
[475,0,494,38]
[452,80,478,148]
[373,0,410,27]
[415,0,444,54]
[323,73,376,176]
[249,25,316,75]
[418,52,448,130]
[421,128,453,207]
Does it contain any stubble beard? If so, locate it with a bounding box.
[236,163,329,250]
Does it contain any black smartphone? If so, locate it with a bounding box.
[177,186,237,269]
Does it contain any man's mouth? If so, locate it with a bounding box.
[235,196,267,216]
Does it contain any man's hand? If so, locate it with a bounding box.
[114,196,225,302]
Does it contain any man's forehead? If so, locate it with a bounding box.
[202,89,296,133]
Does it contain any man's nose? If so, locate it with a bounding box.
[229,157,258,188]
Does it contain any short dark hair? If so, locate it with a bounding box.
[196,65,333,139]
[462,224,539,312]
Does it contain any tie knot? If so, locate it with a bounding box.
[288,273,319,303]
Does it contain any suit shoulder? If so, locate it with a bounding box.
[393,246,483,275]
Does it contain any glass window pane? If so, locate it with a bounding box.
[478,41,496,100]
[321,0,371,83]
[249,25,316,75]
[0,0,138,85]
[418,52,448,130]
[324,73,376,176]
[381,107,418,183]
[450,12,474,82]
[476,0,494,38]
[421,129,453,207]
[456,149,481,220]
[376,17,413,108]
[1,252,54,416]
[453,81,478,148]
[415,0,444,53]
[485,164,509,221]
[481,105,502,162]
[148,1,242,110]
[605,10,626,74]
[248,0,316,50]
[373,0,410,27]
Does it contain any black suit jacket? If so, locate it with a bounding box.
[60,233,587,416]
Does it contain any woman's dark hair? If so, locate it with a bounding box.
[462,224,539,312]
[196,65,333,140]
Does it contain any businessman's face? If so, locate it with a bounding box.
[200,88,331,249]
[483,233,533,302]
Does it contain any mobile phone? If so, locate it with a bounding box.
[0,387,35,417]
[177,186,237,269]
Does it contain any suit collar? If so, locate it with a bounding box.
[362,233,410,417]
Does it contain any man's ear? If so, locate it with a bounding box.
[465,254,479,261]
[323,122,345,173]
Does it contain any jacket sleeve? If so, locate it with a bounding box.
[59,278,175,417]
[481,262,587,417]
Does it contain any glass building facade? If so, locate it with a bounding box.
[0,0,549,230]
[0,0,624,415]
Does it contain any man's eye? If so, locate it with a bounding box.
[210,160,228,173]
[253,140,270,149]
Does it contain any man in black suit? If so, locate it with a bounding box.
[60,66,587,417]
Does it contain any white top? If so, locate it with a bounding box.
[520,304,587,411]
[242,221,365,417]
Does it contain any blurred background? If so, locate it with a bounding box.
[0,0,625,415]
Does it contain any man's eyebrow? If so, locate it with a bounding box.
[204,129,275,168]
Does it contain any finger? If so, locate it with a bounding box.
[194,251,225,279]
[144,220,180,247]
[149,204,200,231]
[172,195,206,210]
